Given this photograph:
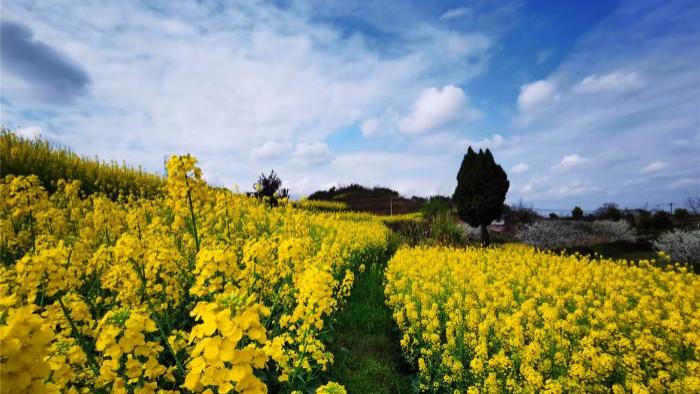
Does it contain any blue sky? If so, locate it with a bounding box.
[1,0,698,210]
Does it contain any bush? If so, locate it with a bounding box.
[253,170,288,207]
[516,220,592,249]
[502,201,539,229]
[571,206,584,220]
[459,222,482,243]
[421,195,452,219]
[591,220,636,243]
[652,229,700,271]
[428,211,464,246]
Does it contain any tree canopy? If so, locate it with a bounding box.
[453,147,509,244]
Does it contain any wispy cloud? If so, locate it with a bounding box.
[574,70,644,94]
[640,160,668,174]
[439,7,471,21]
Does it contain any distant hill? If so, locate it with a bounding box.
[308,183,425,214]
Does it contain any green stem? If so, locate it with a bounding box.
[130,258,185,379]
[184,175,200,253]
[57,297,100,376]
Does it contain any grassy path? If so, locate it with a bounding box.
[327,255,415,393]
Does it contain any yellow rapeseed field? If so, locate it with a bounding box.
[385,245,700,393]
[0,155,387,393]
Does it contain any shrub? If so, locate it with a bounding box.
[502,201,539,229]
[459,222,482,242]
[421,195,452,219]
[253,170,289,207]
[516,220,592,249]
[428,211,464,246]
[591,220,636,243]
[652,229,700,270]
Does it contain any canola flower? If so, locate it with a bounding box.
[294,199,348,212]
[385,245,700,393]
[0,155,388,393]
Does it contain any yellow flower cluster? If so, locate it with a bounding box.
[294,199,348,212]
[1,155,389,393]
[385,245,700,393]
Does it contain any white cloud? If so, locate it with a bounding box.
[517,80,555,111]
[471,134,504,149]
[291,142,332,166]
[360,118,380,137]
[439,7,471,21]
[574,70,644,94]
[250,141,290,161]
[0,1,492,176]
[640,160,668,174]
[519,176,549,195]
[511,162,529,174]
[555,154,588,171]
[549,181,599,197]
[399,85,468,134]
[520,182,536,194]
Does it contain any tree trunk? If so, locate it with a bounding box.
[480,223,490,246]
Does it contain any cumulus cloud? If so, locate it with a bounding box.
[399,85,469,134]
[291,142,332,166]
[517,80,556,111]
[0,0,494,179]
[555,154,588,171]
[504,0,700,206]
[511,162,529,174]
[1,20,90,104]
[640,160,668,174]
[574,70,644,94]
